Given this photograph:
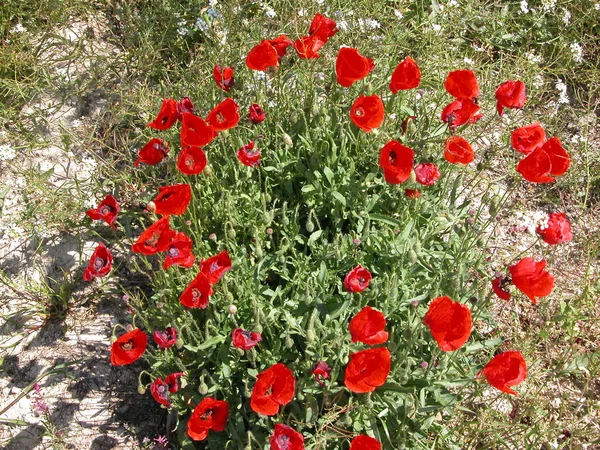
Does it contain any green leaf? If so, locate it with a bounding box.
[332,191,346,207]
[308,230,323,245]
[369,213,401,228]
[323,166,335,185]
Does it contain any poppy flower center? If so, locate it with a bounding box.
[185,155,195,167]
[191,288,202,300]
[389,151,396,164]
[216,112,225,123]
[153,142,168,155]
[275,434,291,449]
[99,205,113,216]
[209,262,220,273]
[93,257,105,270]
[355,107,364,117]
[265,384,274,396]
[121,339,134,351]
[161,116,169,125]
[167,247,179,258]
[145,232,161,247]
[200,408,214,421]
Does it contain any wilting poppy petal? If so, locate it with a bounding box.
[153,184,192,216]
[232,328,262,350]
[344,265,372,293]
[309,13,338,41]
[147,98,178,130]
[110,328,147,366]
[246,40,279,71]
[536,212,572,245]
[251,363,295,416]
[207,98,240,131]
[176,97,194,119]
[405,188,421,199]
[177,146,207,175]
[491,277,511,301]
[237,141,261,166]
[199,250,232,285]
[180,113,218,147]
[293,35,326,59]
[87,195,120,229]
[444,136,474,164]
[509,257,554,304]
[495,80,526,116]
[132,216,175,255]
[350,435,382,450]
[83,243,113,281]
[444,69,480,98]
[379,140,415,184]
[180,271,213,309]
[349,306,388,345]
[312,361,331,387]
[516,146,554,183]
[134,138,169,167]
[269,34,293,57]
[165,372,184,393]
[511,123,546,155]
[213,65,235,92]
[350,94,384,132]
[270,424,304,450]
[441,98,483,132]
[249,103,266,124]
[150,377,173,407]
[424,296,472,351]
[163,231,195,269]
[414,163,441,186]
[187,397,229,441]
[344,347,391,393]
[390,56,421,92]
[153,327,178,349]
[336,47,375,88]
[482,351,527,395]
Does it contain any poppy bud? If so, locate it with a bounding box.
[137,384,146,395]
[145,201,156,213]
[283,133,293,146]
[365,393,374,408]
[236,348,245,357]
[110,334,117,343]
[209,233,217,241]
[342,412,352,426]
[254,247,263,258]
[306,218,315,232]
[281,216,290,226]
[204,166,213,176]
[306,329,315,343]
[175,337,184,349]
[414,240,421,254]
[408,249,418,264]
[228,304,237,315]
[227,228,236,239]
[409,169,417,183]
[198,382,209,395]
[296,392,305,401]
[489,197,500,217]
[226,292,234,302]
[285,336,294,348]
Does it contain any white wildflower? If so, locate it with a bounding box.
[472,43,486,52]
[556,79,569,104]
[431,24,442,33]
[463,57,474,65]
[298,8,307,17]
[389,113,398,120]
[268,100,277,108]
[177,20,188,36]
[0,144,17,161]
[337,20,348,32]
[596,2,600,10]
[542,0,557,11]
[525,50,542,64]
[315,72,326,81]
[71,118,83,128]
[264,5,277,18]
[372,35,384,42]
[358,18,381,31]
[207,7,222,20]
[562,9,571,24]
[447,0,459,7]
[10,23,26,33]
[570,43,583,63]
[209,0,218,6]
[520,0,529,13]
[195,18,210,33]
[532,74,544,89]
[394,9,404,19]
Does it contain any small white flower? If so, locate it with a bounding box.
[0,144,16,161]
[209,0,218,7]
[71,119,83,128]
[394,9,404,19]
[10,23,26,33]
[264,6,277,18]
[532,74,545,89]
[389,113,398,120]
[596,2,600,10]
[337,20,348,32]
[358,18,381,31]
[472,43,486,52]
[542,0,557,11]
[372,35,384,42]
[525,50,542,63]
[463,57,474,65]
[431,24,442,33]
[562,9,571,24]
[556,79,569,104]
[195,18,210,33]
[570,43,583,63]
[315,72,326,81]
[520,0,529,13]
[298,8,307,17]
[207,7,222,20]
[447,0,459,7]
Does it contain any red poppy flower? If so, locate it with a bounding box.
[132,216,175,255]
[213,65,234,92]
[344,265,372,293]
[176,97,194,120]
[491,277,511,301]
[187,397,229,441]
[153,184,192,216]
[87,195,119,229]
[199,250,232,285]
[414,163,441,186]
[270,424,305,450]
[309,13,338,41]
[250,363,295,416]
[163,232,195,269]
[153,327,178,349]
[312,361,331,387]
[441,98,483,132]
[293,35,326,59]
[516,137,570,183]
[83,243,113,281]
[509,257,554,304]
[350,435,382,450]
[482,351,527,395]
[177,145,207,175]
[495,80,526,116]
[232,328,262,350]
[110,328,147,366]
[405,188,421,199]
[511,123,546,155]
[180,271,213,309]
[423,296,472,352]
[150,372,184,408]
[206,98,240,131]
[147,98,178,130]
[237,141,261,166]
[269,35,293,57]
[336,47,375,88]
[444,136,474,164]
[180,113,218,148]
[390,56,421,93]
[444,70,479,99]
[379,140,414,184]
[536,212,572,245]
[249,103,266,124]
[134,138,169,167]
[344,347,391,393]
[349,306,388,345]
[350,94,385,133]
[246,40,279,71]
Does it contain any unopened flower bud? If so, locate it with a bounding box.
[209,233,217,241]
[137,384,146,395]
[283,133,293,146]
[198,382,208,395]
[409,170,417,183]
[408,249,418,264]
[228,304,238,315]
[204,166,213,176]
[227,228,236,239]
[145,201,156,213]
[266,227,273,235]
[285,336,294,349]
[176,337,184,349]
[420,361,429,369]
